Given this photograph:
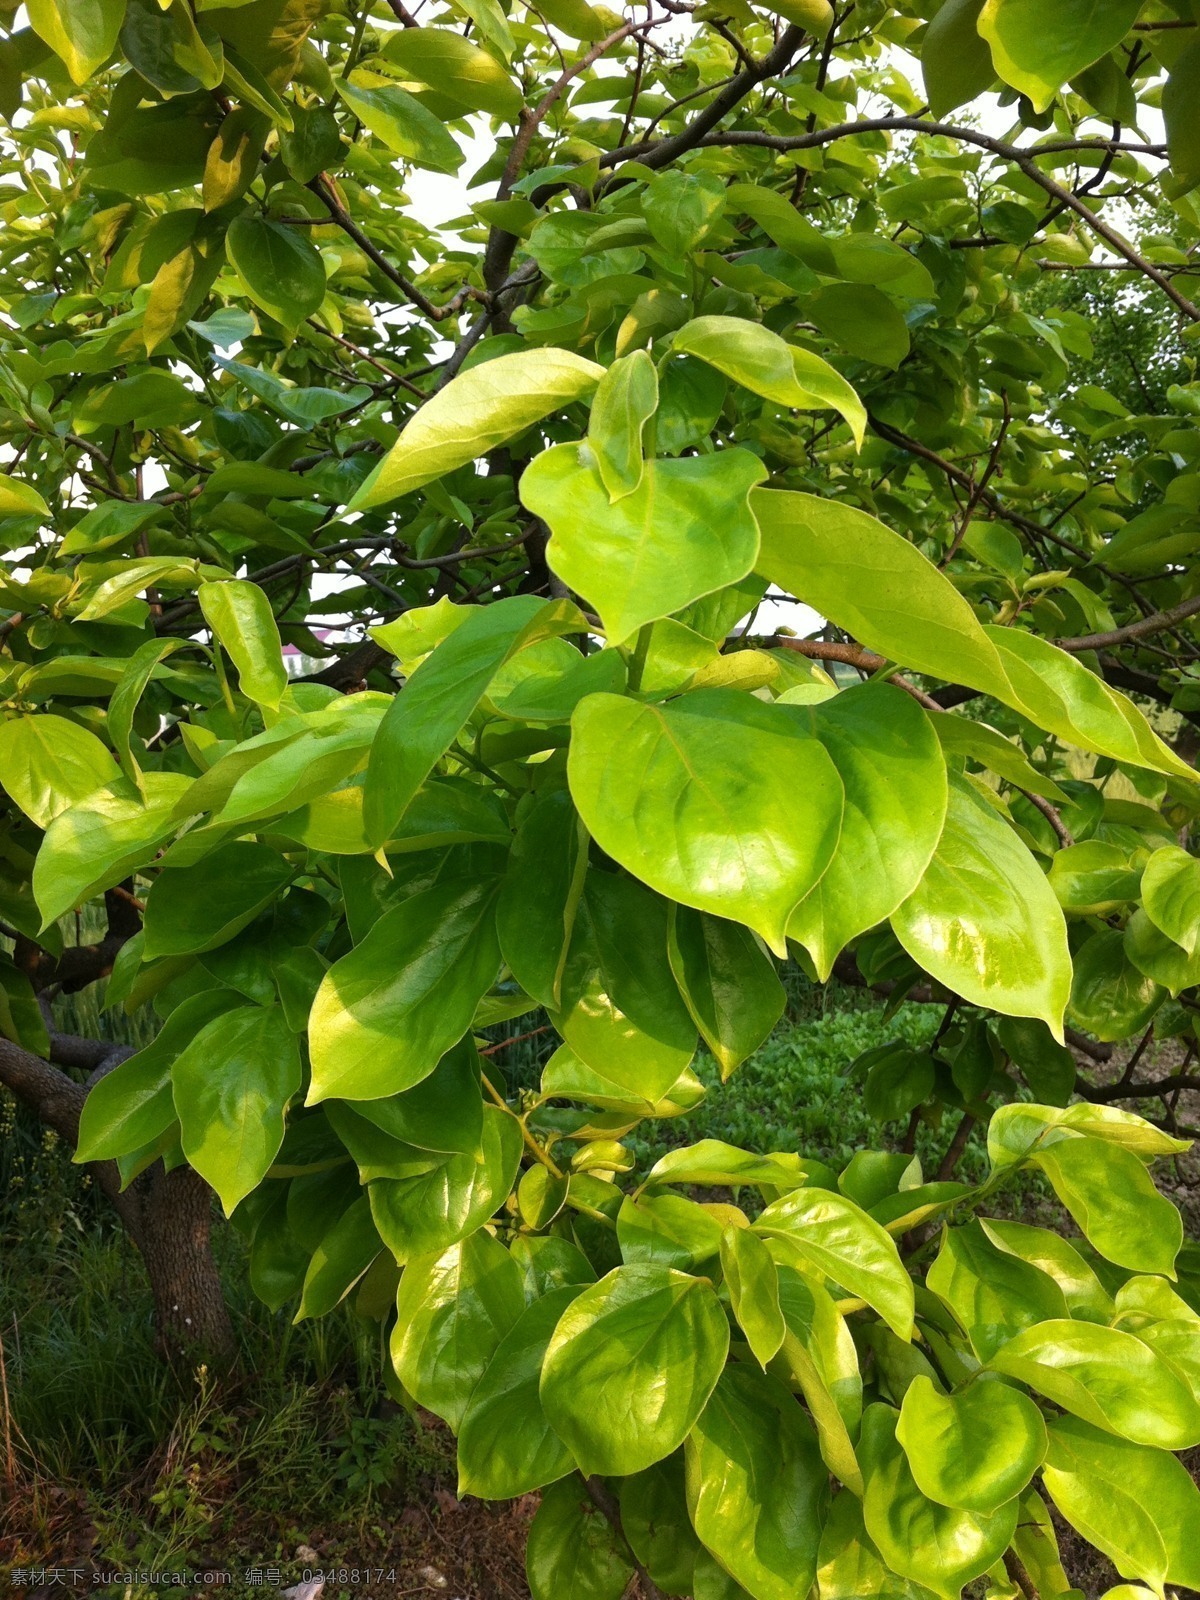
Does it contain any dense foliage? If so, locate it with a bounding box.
[2,0,1200,1592]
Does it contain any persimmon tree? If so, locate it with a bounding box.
[2,0,1200,1590]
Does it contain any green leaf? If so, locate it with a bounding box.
[34,773,192,927]
[172,1005,302,1214]
[994,1017,1076,1106]
[643,169,726,256]
[335,77,463,173]
[670,316,866,447]
[142,841,293,958]
[296,1195,384,1320]
[1141,844,1200,956]
[0,714,120,828]
[198,578,288,710]
[685,1365,826,1600]
[859,1404,1018,1600]
[348,1033,483,1156]
[921,0,995,115]
[586,350,658,502]
[554,872,699,1106]
[981,1218,1112,1321]
[1047,840,1143,915]
[787,684,948,980]
[643,1139,810,1194]
[383,27,522,117]
[76,990,244,1163]
[891,775,1072,1038]
[720,1225,786,1368]
[1041,1415,1200,1592]
[520,442,765,644]
[987,1100,1188,1166]
[363,594,582,845]
[816,1490,940,1600]
[982,626,1197,784]
[753,490,1011,695]
[1033,1136,1183,1278]
[895,1374,1047,1513]
[930,712,1069,804]
[927,1220,1069,1362]
[806,283,911,370]
[1124,907,1200,997]
[568,689,845,957]
[368,1104,521,1264]
[1164,39,1200,198]
[990,1319,1200,1450]
[27,0,124,83]
[225,213,326,329]
[496,790,588,1011]
[0,471,49,518]
[1068,927,1164,1041]
[539,1263,729,1476]
[279,104,342,184]
[390,1230,525,1429]
[977,0,1142,112]
[526,1477,634,1600]
[667,907,784,1080]
[724,183,837,274]
[620,1457,703,1598]
[351,349,603,510]
[308,878,500,1103]
[457,1286,581,1499]
[772,1263,863,1492]
[203,105,268,210]
[754,1186,914,1339]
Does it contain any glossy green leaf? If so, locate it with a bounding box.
[1141,844,1200,956]
[1124,907,1200,997]
[720,1225,786,1368]
[350,1035,484,1156]
[895,1374,1046,1512]
[978,0,1143,111]
[990,1319,1200,1449]
[1041,1415,1200,1592]
[540,1263,729,1476]
[172,1005,302,1215]
[521,442,765,644]
[569,689,845,956]
[754,1185,914,1339]
[1032,1136,1183,1278]
[1047,840,1143,915]
[28,0,124,83]
[335,77,462,172]
[860,1404,1018,1600]
[390,1229,525,1429]
[0,472,49,518]
[922,0,994,115]
[458,1286,581,1498]
[76,989,244,1163]
[296,1195,384,1320]
[198,579,288,710]
[753,489,1015,690]
[351,350,602,510]
[383,27,521,117]
[788,685,948,980]
[525,1477,634,1600]
[643,1139,809,1194]
[308,878,500,1103]
[554,871,698,1105]
[368,1104,521,1264]
[891,776,1071,1038]
[981,1218,1112,1321]
[772,1263,864,1491]
[620,1455,703,1598]
[685,1365,826,1600]
[363,594,580,845]
[586,349,658,501]
[225,214,326,329]
[671,317,866,447]
[927,1220,1070,1361]
[0,714,120,828]
[1069,927,1164,1041]
[816,1490,940,1600]
[496,790,588,1011]
[667,907,784,1080]
[34,773,192,928]
[142,841,293,958]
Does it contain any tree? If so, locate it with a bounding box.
[1,0,1200,1587]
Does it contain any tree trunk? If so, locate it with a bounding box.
[109,1162,237,1367]
[0,1036,236,1369]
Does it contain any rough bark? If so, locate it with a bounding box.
[0,1035,236,1368]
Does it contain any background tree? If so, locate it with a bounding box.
[1,0,1200,1591]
